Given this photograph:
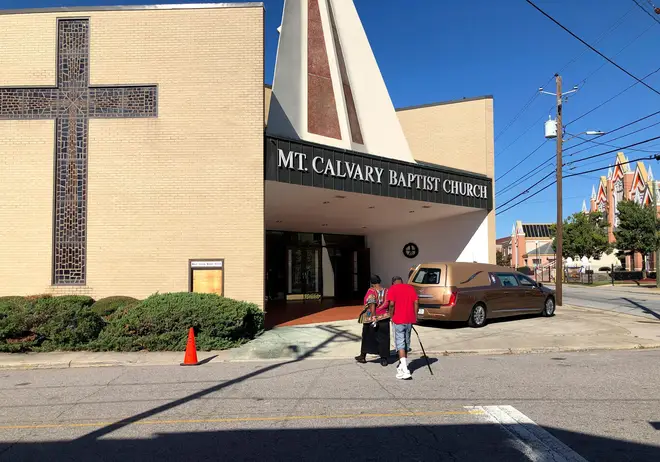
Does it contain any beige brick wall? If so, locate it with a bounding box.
[390,98,496,263]
[0,6,265,307]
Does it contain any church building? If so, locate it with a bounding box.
[588,152,660,271]
[0,2,495,317]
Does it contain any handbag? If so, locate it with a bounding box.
[357,306,373,324]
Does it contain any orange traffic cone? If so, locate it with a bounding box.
[180,327,199,366]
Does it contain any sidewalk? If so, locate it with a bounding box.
[1,305,659,370]
[594,284,660,295]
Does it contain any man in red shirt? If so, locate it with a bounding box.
[387,276,419,380]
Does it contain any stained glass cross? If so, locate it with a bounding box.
[0,19,158,285]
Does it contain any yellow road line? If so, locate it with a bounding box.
[0,410,484,430]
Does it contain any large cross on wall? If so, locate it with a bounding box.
[0,18,158,285]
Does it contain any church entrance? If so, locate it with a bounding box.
[265,231,370,327]
[266,231,370,301]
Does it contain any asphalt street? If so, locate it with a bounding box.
[554,284,660,320]
[0,350,658,461]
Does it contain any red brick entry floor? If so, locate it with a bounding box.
[265,299,364,328]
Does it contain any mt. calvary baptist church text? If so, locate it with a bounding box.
[277,149,488,199]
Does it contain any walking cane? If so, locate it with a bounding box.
[411,326,433,375]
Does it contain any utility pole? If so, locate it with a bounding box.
[555,74,563,307]
[655,182,660,288]
[540,74,590,305]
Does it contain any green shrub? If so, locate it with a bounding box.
[91,296,138,318]
[93,292,264,352]
[517,266,533,275]
[0,297,32,351]
[0,295,102,352]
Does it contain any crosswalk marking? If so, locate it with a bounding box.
[466,405,589,462]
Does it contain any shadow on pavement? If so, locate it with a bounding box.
[408,356,438,374]
[418,313,543,330]
[2,423,659,461]
[622,298,660,320]
[71,325,359,443]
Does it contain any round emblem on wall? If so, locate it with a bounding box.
[403,243,419,259]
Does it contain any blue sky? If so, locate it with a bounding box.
[3,0,660,238]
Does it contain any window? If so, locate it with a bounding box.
[413,268,441,285]
[532,258,541,265]
[495,273,519,287]
[516,274,536,287]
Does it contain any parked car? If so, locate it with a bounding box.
[408,262,556,328]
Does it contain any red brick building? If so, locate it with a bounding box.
[589,152,660,270]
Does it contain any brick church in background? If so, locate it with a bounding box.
[588,152,660,271]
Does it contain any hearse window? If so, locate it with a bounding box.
[495,273,519,287]
[413,268,441,285]
[516,274,535,286]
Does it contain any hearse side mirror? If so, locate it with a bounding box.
[537,282,543,288]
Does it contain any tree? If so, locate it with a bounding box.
[550,211,612,260]
[614,200,660,276]
[496,250,511,267]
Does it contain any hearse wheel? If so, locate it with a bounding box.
[542,297,556,317]
[468,303,487,328]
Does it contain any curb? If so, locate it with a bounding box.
[2,344,659,370]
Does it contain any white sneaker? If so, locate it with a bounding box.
[396,366,412,380]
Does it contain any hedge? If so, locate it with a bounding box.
[0,296,101,352]
[0,293,263,353]
[93,293,264,352]
[91,296,139,318]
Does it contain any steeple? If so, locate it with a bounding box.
[267,0,415,163]
[591,185,596,199]
[582,200,588,213]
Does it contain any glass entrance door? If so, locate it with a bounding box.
[287,247,321,300]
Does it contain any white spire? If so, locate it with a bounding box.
[582,200,588,213]
[591,185,596,199]
[267,0,414,162]
[648,165,654,181]
[607,166,613,179]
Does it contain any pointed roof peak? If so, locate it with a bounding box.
[267,0,414,162]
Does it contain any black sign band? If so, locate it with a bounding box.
[266,136,493,211]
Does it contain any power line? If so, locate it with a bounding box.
[496,8,638,159]
[632,0,660,24]
[496,155,660,216]
[570,133,658,154]
[498,137,660,208]
[496,170,556,212]
[496,105,554,158]
[577,21,656,91]
[565,116,660,157]
[565,135,660,166]
[526,0,660,97]
[499,110,660,197]
[566,66,660,127]
[564,109,660,154]
[565,155,660,179]
[497,157,554,196]
[496,140,549,181]
[495,91,540,142]
[496,180,556,216]
[557,5,635,79]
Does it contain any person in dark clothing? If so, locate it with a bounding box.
[355,275,391,366]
